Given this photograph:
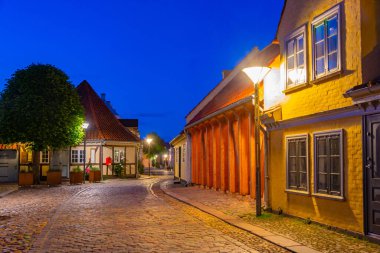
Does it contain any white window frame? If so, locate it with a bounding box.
[40,150,49,164]
[114,149,120,163]
[313,129,344,199]
[285,25,307,88]
[311,4,341,80]
[285,134,309,193]
[71,150,85,164]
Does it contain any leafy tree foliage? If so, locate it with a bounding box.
[0,64,85,151]
[143,132,166,158]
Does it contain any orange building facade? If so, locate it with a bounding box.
[185,42,279,200]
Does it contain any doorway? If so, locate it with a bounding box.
[365,113,380,237]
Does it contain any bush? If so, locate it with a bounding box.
[72,166,83,173]
[114,164,123,177]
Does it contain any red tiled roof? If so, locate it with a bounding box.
[187,42,280,126]
[0,144,18,150]
[76,81,139,142]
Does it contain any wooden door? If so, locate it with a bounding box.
[365,114,380,236]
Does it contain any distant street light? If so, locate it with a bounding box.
[146,137,153,176]
[163,154,168,169]
[82,122,89,184]
[242,66,271,217]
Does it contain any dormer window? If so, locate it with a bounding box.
[312,5,341,79]
[285,26,307,88]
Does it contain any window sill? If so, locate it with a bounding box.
[311,69,343,85]
[285,189,310,196]
[282,83,310,94]
[312,193,345,201]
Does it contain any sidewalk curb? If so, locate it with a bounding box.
[160,181,320,253]
[0,188,18,198]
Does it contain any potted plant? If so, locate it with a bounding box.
[47,167,62,186]
[19,163,34,186]
[114,163,123,177]
[70,166,83,184]
[89,166,101,183]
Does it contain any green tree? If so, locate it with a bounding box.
[143,132,166,158]
[0,64,85,182]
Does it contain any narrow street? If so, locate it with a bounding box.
[0,172,287,253]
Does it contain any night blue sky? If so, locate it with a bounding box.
[0,0,283,142]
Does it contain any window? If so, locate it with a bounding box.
[114,149,120,163]
[286,135,308,192]
[40,150,49,164]
[314,130,343,197]
[285,26,307,88]
[71,150,84,163]
[312,5,341,79]
[175,148,178,163]
[90,149,96,163]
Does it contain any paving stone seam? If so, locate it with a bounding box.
[158,180,321,253]
[30,184,93,253]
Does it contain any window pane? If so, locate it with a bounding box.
[317,138,327,155]
[297,36,304,51]
[328,52,338,71]
[316,57,325,76]
[331,174,341,193]
[299,157,307,173]
[318,173,328,192]
[298,140,306,156]
[288,141,296,156]
[299,172,307,189]
[316,41,325,58]
[288,157,297,171]
[318,157,328,173]
[315,24,325,42]
[327,16,338,37]
[331,157,341,173]
[327,35,338,53]
[287,40,294,56]
[297,52,304,67]
[289,172,297,188]
[330,137,340,155]
[288,56,295,69]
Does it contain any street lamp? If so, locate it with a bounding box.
[82,122,89,183]
[242,66,271,217]
[146,137,153,176]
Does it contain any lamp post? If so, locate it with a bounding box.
[163,154,168,169]
[146,138,153,176]
[242,66,271,216]
[82,122,89,183]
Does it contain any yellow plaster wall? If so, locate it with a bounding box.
[269,116,363,233]
[278,0,363,120]
[360,0,380,82]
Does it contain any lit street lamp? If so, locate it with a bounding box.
[146,137,153,176]
[242,66,271,217]
[82,122,89,184]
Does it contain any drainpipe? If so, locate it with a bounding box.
[260,124,270,209]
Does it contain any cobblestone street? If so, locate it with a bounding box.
[0,175,287,253]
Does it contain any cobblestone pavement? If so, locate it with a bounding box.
[167,185,380,253]
[0,177,287,253]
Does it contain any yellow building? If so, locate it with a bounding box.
[170,131,189,184]
[262,0,380,238]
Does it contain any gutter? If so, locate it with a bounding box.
[185,96,253,129]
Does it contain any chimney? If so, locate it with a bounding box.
[222,70,231,79]
[101,93,106,101]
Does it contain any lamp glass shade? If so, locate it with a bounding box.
[146,138,153,144]
[242,66,271,85]
[82,122,89,129]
